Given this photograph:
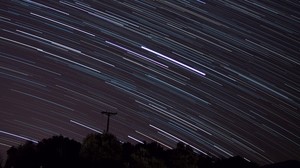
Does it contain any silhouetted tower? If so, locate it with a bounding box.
[101,111,117,133]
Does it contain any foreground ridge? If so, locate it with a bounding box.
[1,133,299,168]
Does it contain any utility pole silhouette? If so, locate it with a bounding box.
[101,111,117,133]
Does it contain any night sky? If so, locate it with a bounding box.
[1,0,300,165]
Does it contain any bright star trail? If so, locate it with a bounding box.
[0,0,299,165]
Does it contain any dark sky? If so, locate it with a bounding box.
[1,0,299,165]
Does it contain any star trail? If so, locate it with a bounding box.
[0,0,299,165]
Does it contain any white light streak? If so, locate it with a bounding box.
[0,130,38,143]
[149,124,207,155]
[136,130,172,149]
[0,142,12,147]
[30,12,95,36]
[141,46,206,76]
[70,120,102,134]
[128,135,144,144]
[214,145,233,157]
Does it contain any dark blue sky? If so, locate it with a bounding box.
[1,0,299,165]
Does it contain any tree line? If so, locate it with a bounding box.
[1,133,298,168]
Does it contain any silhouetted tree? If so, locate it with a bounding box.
[130,142,166,168]
[122,142,135,167]
[215,156,259,168]
[80,133,122,168]
[261,160,300,168]
[37,135,81,168]
[197,154,216,168]
[165,142,198,168]
[4,147,16,168]
[5,132,298,168]
[4,141,39,168]
[0,153,3,168]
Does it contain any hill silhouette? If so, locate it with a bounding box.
[261,160,300,168]
[1,133,298,168]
